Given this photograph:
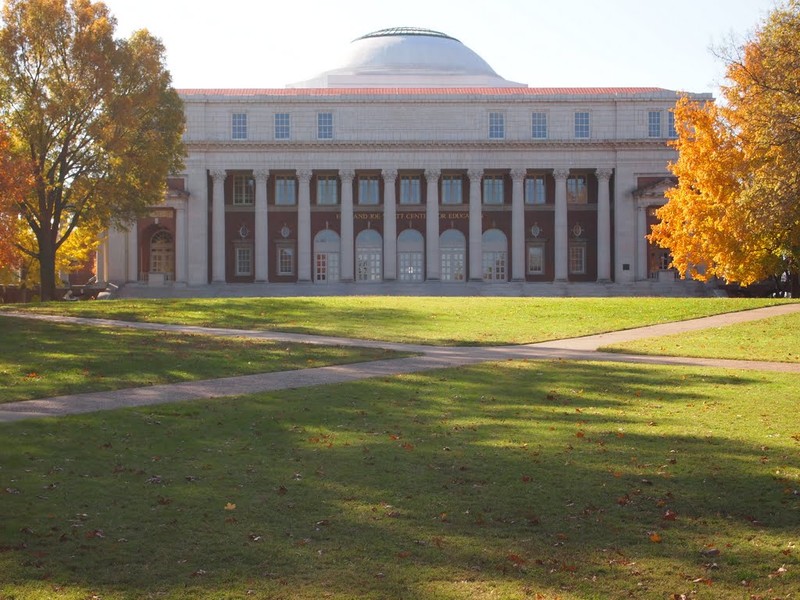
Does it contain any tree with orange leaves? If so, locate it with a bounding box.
[0,123,31,276]
[651,1,800,295]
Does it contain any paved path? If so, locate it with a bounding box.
[1,303,798,423]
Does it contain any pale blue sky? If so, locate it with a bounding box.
[102,0,778,94]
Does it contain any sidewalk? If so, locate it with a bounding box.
[1,303,798,423]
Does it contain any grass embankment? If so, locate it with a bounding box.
[4,296,789,345]
[602,311,800,363]
[1,360,798,599]
[0,316,405,403]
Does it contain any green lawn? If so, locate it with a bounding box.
[0,316,405,403]
[602,311,800,363]
[3,296,789,345]
[1,360,798,599]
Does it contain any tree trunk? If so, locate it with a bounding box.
[37,232,58,301]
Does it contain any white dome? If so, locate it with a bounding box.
[289,28,525,88]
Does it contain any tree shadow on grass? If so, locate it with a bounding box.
[0,360,797,599]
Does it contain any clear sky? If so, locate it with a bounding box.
[101,0,778,95]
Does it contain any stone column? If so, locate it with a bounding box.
[297,169,312,282]
[511,168,526,281]
[553,168,569,281]
[637,205,648,281]
[468,169,483,281]
[254,169,269,282]
[186,162,209,285]
[174,203,187,284]
[210,169,226,283]
[126,220,138,282]
[596,168,613,282]
[339,169,355,282]
[382,169,398,281]
[425,168,440,280]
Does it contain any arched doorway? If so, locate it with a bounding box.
[355,229,383,282]
[397,229,424,282]
[314,229,340,283]
[482,228,508,282]
[149,229,174,281]
[440,229,466,282]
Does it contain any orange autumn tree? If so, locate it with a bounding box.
[651,0,800,294]
[0,123,31,275]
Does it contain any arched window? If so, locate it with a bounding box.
[397,229,424,282]
[482,228,507,282]
[150,230,174,281]
[355,229,383,282]
[313,229,340,283]
[439,229,466,282]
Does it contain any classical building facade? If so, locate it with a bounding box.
[100,28,712,290]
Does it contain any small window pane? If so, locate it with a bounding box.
[317,112,333,139]
[525,176,546,205]
[232,113,247,140]
[569,244,586,274]
[317,176,338,205]
[528,245,545,274]
[574,112,590,139]
[236,246,253,276]
[358,176,380,205]
[489,112,504,139]
[532,112,547,139]
[275,113,290,140]
[233,175,255,205]
[668,111,677,138]
[483,176,504,205]
[567,175,587,204]
[441,176,463,205]
[278,246,295,275]
[275,177,296,205]
[648,111,662,138]
[399,175,421,204]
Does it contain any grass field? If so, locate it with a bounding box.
[1,360,798,599]
[0,316,405,403]
[3,296,789,345]
[602,311,800,363]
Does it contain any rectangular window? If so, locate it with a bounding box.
[274,176,296,205]
[569,244,586,275]
[648,111,662,138]
[317,112,333,139]
[567,175,588,204]
[525,175,546,205]
[668,111,677,138]
[482,176,504,205]
[236,246,253,276]
[441,175,463,205]
[316,175,338,205]
[277,246,295,276]
[232,113,247,140]
[488,112,504,139]
[528,244,545,274]
[232,175,255,205]
[275,113,290,140]
[358,176,380,205]
[399,175,421,204]
[532,112,548,139]
[574,111,590,139]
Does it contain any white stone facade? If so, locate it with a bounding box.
[102,28,712,292]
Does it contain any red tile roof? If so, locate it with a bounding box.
[177,87,675,97]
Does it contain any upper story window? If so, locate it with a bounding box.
[441,175,463,205]
[316,175,338,205]
[574,112,590,139]
[483,175,504,205]
[317,112,333,139]
[275,176,296,205]
[648,111,662,138]
[358,175,380,205]
[232,175,255,205]
[567,175,588,204]
[275,113,290,140]
[532,112,548,139]
[399,175,421,205]
[488,112,505,139]
[525,175,546,205]
[232,113,247,140]
[668,111,677,138]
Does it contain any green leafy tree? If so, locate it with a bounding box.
[0,0,185,300]
[651,0,800,295]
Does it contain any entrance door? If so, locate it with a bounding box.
[314,230,341,284]
[440,229,466,282]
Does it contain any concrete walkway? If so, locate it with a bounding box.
[1,303,798,423]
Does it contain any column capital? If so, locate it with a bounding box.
[468,168,483,183]
[596,168,613,181]
[553,168,570,181]
[339,169,355,184]
[382,168,398,183]
[253,168,269,182]
[425,168,440,180]
[296,169,312,184]
[210,169,227,182]
[510,168,527,182]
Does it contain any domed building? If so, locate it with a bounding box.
[100,28,712,294]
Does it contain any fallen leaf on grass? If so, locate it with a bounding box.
[224,503,236,511]
[649,532,662,543]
